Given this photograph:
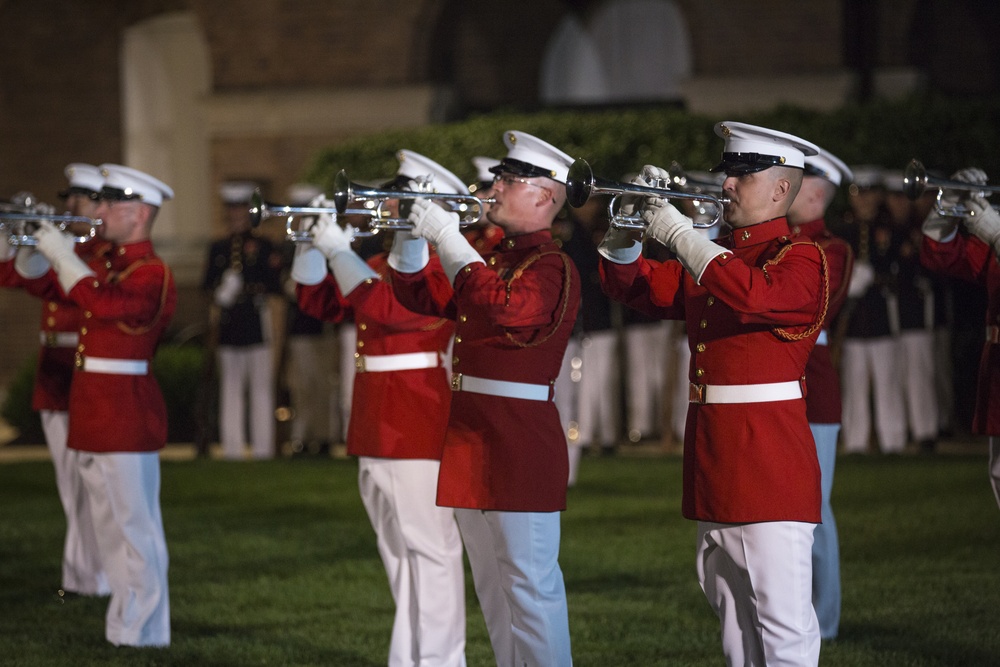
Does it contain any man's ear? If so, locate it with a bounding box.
[773,176,792,203]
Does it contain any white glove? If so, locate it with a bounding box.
[921,208,958,243]
[619,165,670,217]
[847,261,875,298]
[310,213,354,259]
[0,237,15,262]
[597,226,642,264]
[34,220,94,292]
[409,198,461,246]
[15,246,50,279]
[965,194,1000,255]
[643,200,726,282]
[409,198,484,284]
[387,229,430,273]
[643,199,693,249]
[214,268,243,308]
[290,242,327,286]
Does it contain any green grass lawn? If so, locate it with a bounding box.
[1,451,997,666]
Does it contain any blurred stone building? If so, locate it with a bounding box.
[0,0,995,388]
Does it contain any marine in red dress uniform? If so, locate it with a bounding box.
[295,150,467,666]
[0,164,109,595]
[390,132,580,667]
[920,167,1000,507]
[30,163,175,647]
[598,122,826,666]
[788,149,855,641]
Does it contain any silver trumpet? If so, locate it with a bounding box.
[248,190,388,242]
[1,196,102,247]
[903,159,1000,218]
[565,158,729,229]
[333,170,494,229]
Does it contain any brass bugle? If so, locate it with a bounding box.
[333,170,494,227]
[565,158,728,229]
[903,159,1000,218]
[247,190,385,242]
[1,212,103,246]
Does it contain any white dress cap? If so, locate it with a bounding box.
[63,163,104,195]
[711,121,820,173]
[804,149,853,187]
[99,164,174,206]
[219,181,258,205]
[287,182,323,206]
[850,165,884,190]
[395,149,467,195]
[472,156,501,184]
[497,130,575,184]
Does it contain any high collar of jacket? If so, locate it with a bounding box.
[495,229,553,253]
[723,217,792,249]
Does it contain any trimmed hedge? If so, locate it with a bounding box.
[305,94,1000,193]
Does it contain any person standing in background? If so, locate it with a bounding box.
[202,181,283,460]
[884,170,939,453]
[839,167,906,454]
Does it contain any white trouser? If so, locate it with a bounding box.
[623,321,669,440]
[897,330,938,441]
[554,338,582,485]
[933,326,954,432]
[697,521,819,667]
[78,451,170,646]
[809,423,841,640]
[840,337,906,453]
[455,509,572,667]
[990,436,1000,510]
[358,458,466,667]
[576,331,618,448]
[218,343,275,460]
[286,334,338,444]
[339,324,357,442]
[41,410,109,595]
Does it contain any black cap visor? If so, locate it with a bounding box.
[489,157,554,180]
[711,152,797,176]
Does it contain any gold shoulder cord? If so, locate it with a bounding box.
[108,258,172,335]
[503,249,573,349]
[818,236,854,310]
[766,241,830,341]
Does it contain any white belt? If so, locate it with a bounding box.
[40,331,79,348]
[816,330,828,346]
[988,325,999,344]
[355,351,440,373]
[81,356,149,375]
[451,373,551,401]
[689,380,802,405]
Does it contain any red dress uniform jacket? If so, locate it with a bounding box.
[22,241,176,452]
[392,230,582,512]
[0,240,101,411]
[297,253,454,460]
[921,233,1000,435]
[791,219,854,424]
[601,218,825,523]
